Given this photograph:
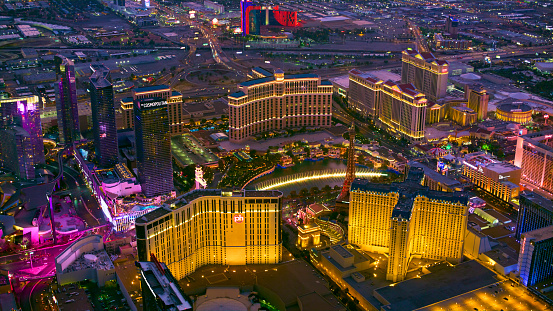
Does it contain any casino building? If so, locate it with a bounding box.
[349,167,468,282]
[228,69,333,142]
[136,189,282,280]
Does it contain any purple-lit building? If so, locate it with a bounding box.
[0,95,45,179]
[55,55,80,146]
[90,65,118,167]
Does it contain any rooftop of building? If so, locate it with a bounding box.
[351,167,468,218]
[133,84,170,94]
[61,249,114,274]
[374,260,498,311]
[408,161,462,187]
[463,152,520,173]
[331,244,353,259]
[137,261,192,310]
[451,105,475,113]
[497,101,533,113]
[482,246,518,268]
[237,73,322,88]
[520,190,553,213]
[136,189,282,224]
[251,66,273,78]
[481,224,515,239]
[522,225,553,242]
[520,129,553,153]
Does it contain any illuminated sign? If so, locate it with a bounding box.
[233,214,244,224]
[140,100,167,109]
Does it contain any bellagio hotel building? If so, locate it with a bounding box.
[349,167,468,282]
[228,69,333,142]
[136,189,282,280]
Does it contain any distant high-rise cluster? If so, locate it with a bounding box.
[136,189,282,280]
[228,69,333,142]
[55,55,80,146]
[349,167,468,282]
[0,95,45,179]
[90,65,118,168]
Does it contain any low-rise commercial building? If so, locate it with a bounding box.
[462,152,521,201]
[55,235,116,286]
[496,101,533,124]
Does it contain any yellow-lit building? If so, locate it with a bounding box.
[450,105,477,126]
[120,85,186,134]
[136,189,282,280]
[401,49,449,103]
[349,167,468,282]
[496,102,533,124]
[228,69,333,142]
[348,69,427,142]
[297,222,321,249]
[462,152,521,202]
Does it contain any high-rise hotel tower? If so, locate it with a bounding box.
[514,130,553,196]
[55,55,80,146]
[348,69,427,142]
[90,65,118,167]
[228,69,332,142]
[349,167,468,282]
[136,189,282,280]
[401,49,449,103]
[134,91,173,198]
[0,95,45,179]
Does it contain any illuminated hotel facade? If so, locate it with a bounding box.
[401,49,448,103]
[462,152,521,202]
[136,189,282,280]
[0,95,45,179]
[120,85,185,134]
[514,130,553,195]
[349,168,468,282]
[228,69,332,142]
[348,69,427,142]
[55,55,81,146]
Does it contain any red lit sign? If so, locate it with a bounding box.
[234,214,244,224]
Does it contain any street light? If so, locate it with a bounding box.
[29,251,34,270]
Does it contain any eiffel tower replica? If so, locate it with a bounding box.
[336,124,356,206]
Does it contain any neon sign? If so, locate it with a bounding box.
[233,214,244,224]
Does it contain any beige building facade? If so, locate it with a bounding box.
[136,189,282,280]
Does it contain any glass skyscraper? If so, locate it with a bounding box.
[134,97,173,197]
[516,191,553,240]
[0,95,45,179]
[55,55,80,146]
[90,66,118,167]
[518,226,553,287]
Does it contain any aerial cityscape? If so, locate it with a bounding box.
[0,0,553,310]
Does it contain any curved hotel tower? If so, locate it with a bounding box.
[228,69,332,142]
[136,189,282,280]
